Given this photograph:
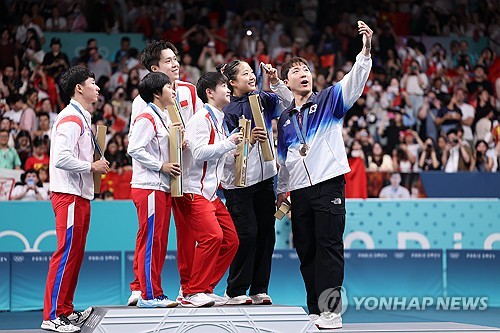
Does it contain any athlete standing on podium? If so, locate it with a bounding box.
[127,40,203,306]
[127,72,182,308]
[219,61,292,305]
[276,21,373,329]
[42,66,109,333]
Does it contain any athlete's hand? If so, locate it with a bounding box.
[276,193,290,208]
[161,162,181,177]
[250,126,268,144]
[228,132,243,145]
[91,159,110,174]
[262,63,279,85]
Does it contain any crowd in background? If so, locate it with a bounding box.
[1,0,499,201]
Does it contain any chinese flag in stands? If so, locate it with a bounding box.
[345,157,367,199]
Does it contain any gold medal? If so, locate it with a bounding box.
[299,143,309,156]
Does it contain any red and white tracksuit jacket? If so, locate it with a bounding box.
[128,102,176,300]
[43,99,94,320]
[128,79,202,293]
[176,103,239,296]
[131,80,202,124]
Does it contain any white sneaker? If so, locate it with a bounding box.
[180,293,215,307]
[315,311,342,329]
[67,307,93,326]
[206,293,229,306]
[250,293,272,305]
[176,287,183,302]
[226,294,253,305]
[308,314,319,321]
[137,294,178,308]
[41,315,81,332]
[127,290,141,306]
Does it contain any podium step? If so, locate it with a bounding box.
[81,305,319,333]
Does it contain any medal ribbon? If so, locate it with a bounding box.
[291,106,309,146]
[70,103,104,158]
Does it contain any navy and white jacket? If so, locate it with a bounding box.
[277,53,372,194]
[221,81,292,190]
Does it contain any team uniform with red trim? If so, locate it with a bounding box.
[129,80,202,295]
[43,99,94,321]
[127,103,174,302]
[176,104,239,299]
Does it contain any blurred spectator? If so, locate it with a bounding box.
[104,140,126,173]
[472,140,493,172]
[436,94,462,135]
[379,109,407,155]
[0,28,19,72]
[45,7,68,32]
[25,88,38,111]
[10,168,48,201]
[87,47,112,82]
[453,88,475,143]
[367,142,393,172]
[418,137,441,171]
[67,2,88,32]
[38,164,50,193]
[379,173,410,199]
[474,90,496,141]
[16,12,45,46]
[466,64,494,101]
[14,130,32,168]
[42,38,70,80]
[418,92,441,142]
[0,118,14,147]
[33,111,51,138]
[198,40,224,72]
[113,36,131,70]
[24,135,49,171]
[5,93,36,134]
[400,59,428,128]
[392,143,415,173]
[23,36,45,70]
[0,128,21,169]
[179,53,201,85]
[442,129,473,172]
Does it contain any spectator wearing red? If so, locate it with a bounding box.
[24,135,49,171]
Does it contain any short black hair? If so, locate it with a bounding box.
[37,111,50,119]
[59,66,95,97]
[140,40,178,72]
[196,71,228,103]
[138,72,171,104]
[281,57,309,81]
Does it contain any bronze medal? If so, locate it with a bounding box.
[299,143,309,156]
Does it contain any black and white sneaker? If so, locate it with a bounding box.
[67,307,93,326]
[41,315,81,332]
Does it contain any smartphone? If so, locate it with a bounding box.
[260,62,271,74]
[27,179,35,187]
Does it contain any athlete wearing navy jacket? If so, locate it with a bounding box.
[219,60,292,305]
[276,21,373,330]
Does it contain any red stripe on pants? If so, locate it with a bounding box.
[178,194,239,295]
[43,193,90,320]
[131,189,171,299]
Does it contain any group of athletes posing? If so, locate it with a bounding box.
[40,21,373,332]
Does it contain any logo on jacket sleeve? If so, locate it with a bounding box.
[180,100,189,108]
[309,104,318,114]
[283,119,291,127]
